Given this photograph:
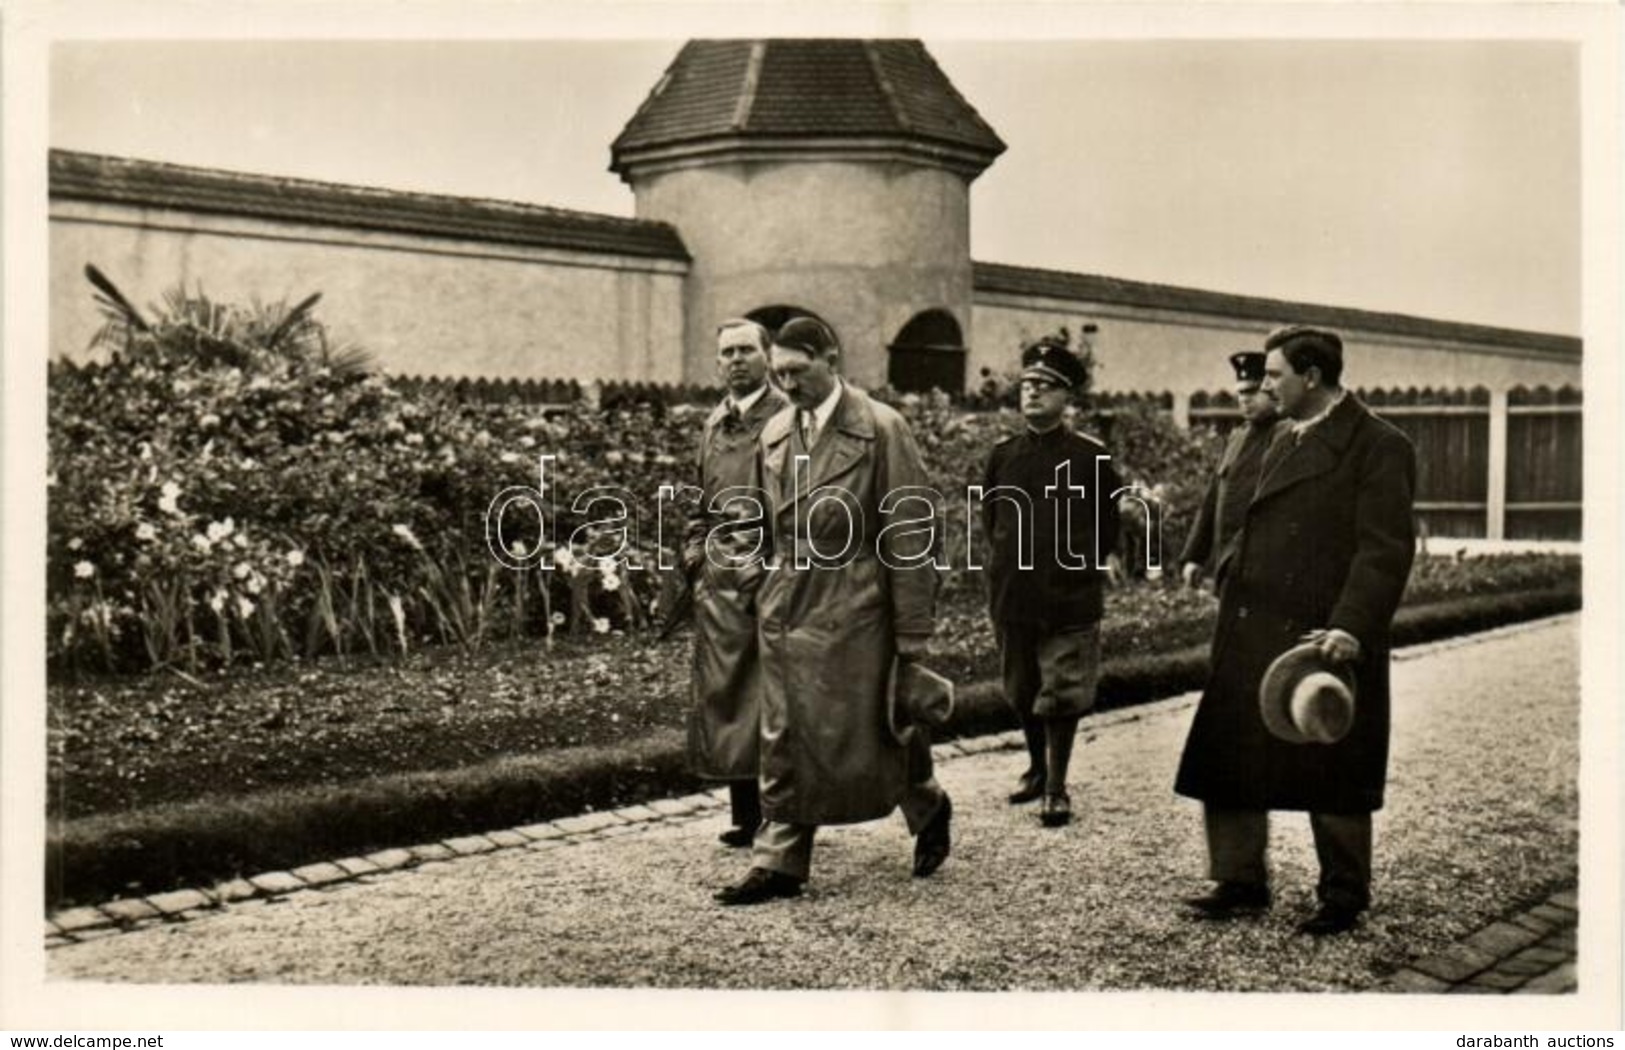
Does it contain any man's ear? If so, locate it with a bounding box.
[1304,365,1321,389]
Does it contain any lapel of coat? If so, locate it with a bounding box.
[1216,424,1250,475]
[1251,395,1364,505]
[786,384,874,508]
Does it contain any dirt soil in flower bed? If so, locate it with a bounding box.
[48,553,1578,819]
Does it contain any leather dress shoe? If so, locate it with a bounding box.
[913,794,953,878]
[1039,792,1072,827]
[1184,881,1271,919]
[1007,771,1045,805]
[1296,904,1363,936]
[717,826,756,848]
[714,867,803,906]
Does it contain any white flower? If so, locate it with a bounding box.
[73,560,95,579]
[549,612,566,626]
[191,534,213,554]
[404,433,424,446]
[392,524,424,551]
[604,450,625,466]
[601,569,622,593]
[158,481,182,516]
[592,617,611,634]
[245,573,265,596]
[552,546,578,571]
[232,533,249,549]
[232,562,251,580]
[199,413,220,429]
[208,589,227,613]
[474,430,492,447]
[286,550,306,568]
[135,523,157,542]
[236,596,256,619]
[519,435,536,449]
[138,443,152,461]
[67,537,83,552]
[500,451,520,465]
[46,471,57,488]
[511,540,529,558]
[207,517,236,543]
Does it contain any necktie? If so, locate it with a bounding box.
[723,402,743,432]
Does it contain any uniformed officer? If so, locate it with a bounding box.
[684,318,788,847]
[980,338,1123,827]
[1179,351,1280,592]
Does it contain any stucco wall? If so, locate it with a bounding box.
[50,201,689,384]
[971,293,1583,395]
[631,159,973,388]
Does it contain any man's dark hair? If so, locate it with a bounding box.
[1265,325,1344,387]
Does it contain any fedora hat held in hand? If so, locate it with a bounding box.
[1259,641,1358,745]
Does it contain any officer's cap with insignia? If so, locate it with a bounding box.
[1228,351,1267,391]
[1020,338,1089,390]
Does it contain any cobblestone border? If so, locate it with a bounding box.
[44,736,1027,949]
[45,612,1577,950]
[1383,887,1578,994]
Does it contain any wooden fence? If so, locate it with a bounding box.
[397,374,1582,541]
[1190,385,1581,541]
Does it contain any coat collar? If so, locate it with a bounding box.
[762,384,877,505]
[1252,393,1367,503]
[707,384,786,431]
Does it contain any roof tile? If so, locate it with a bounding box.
[612,39,1004,162]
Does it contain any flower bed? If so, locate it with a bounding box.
[47,296,1222,677]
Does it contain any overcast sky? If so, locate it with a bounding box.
[50,36,1581,335]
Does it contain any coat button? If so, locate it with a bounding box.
[1238,605,1250,619]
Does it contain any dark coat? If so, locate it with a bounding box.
[981,426,1123,628]
[685,386,788,780]
[755,384,943,826]
[1175,394,1417,813]
[1178,420,1274,584]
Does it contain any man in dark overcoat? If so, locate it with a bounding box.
[981,339,1122,827]
[1179,351,1278,591]
[1175,325,1417,936]
[714,316,952,906]
[684,318,788,847]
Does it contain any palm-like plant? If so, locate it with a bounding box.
[84,264,373,377]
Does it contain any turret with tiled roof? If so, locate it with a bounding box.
[611,39,1006,181]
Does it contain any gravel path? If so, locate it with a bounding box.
[48,616,1580,992]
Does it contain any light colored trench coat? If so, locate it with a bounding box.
[755,383,942,826]
[685,386,788,780]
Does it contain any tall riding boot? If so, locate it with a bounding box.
[1008,718,1047,803]
[720,779,761,848]
[1040,715,1080,827]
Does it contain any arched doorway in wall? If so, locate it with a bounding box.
[887,309,966,394]
[744,305,829,343]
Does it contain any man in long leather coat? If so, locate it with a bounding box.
[714,316,952,906]
[685,318,788,848]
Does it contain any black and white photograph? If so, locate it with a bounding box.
[2,0,1620,1034]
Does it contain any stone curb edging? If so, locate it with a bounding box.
[44,733,1031,949]
[1382,885,1579,994]
[44,612,1577,950]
